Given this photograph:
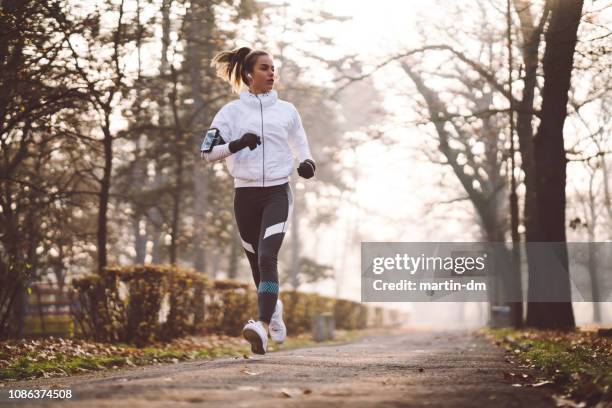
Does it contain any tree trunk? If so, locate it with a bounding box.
[150,209,165,263]
[142,0,174,266]
[402,61,521,326]
[512,0,547,244]
[131,0,148,265]
[512,0,547,329]
[169,63,185,265]
[97,119,113,270]
[161,0,172,73]
[507,0,523,328]
[600,155,612,231]
[587,168,601,322]
[186,0,215,274]
[134,216,147,263]
[526,0,583,330]
[169,151,184,264]
[587,241,601,322]
[290,177,300,289]
[12,283,27,338]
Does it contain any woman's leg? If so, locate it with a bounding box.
[234,188,263,288]
[256,183,293,323]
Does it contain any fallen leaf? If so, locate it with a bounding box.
[530,381,553,388]
[186,397,204,403]
[552,394,586,407]
[281,388,294,398]
[302,388,312,395]
[240,369,261,376]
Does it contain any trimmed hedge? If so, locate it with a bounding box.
[334,298,368,330]
[203,280,257,337]
[280,291,337,335]
[71,264,372,346]
[71,265,208,346]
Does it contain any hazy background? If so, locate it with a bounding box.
[1,0,610,334]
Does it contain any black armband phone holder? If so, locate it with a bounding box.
[200,128,226,153]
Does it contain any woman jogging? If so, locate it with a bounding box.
[202,47,316,355]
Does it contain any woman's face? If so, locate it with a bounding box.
[248,55,275,93]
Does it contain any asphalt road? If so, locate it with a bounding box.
[1,329,554,407]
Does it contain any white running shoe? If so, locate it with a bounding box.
[242,319,268,355]
[269,299,287,344]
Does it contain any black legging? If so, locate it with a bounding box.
[234,182,293,323]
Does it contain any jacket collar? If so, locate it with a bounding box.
[240,89,278,108]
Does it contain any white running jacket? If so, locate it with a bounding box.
[202,90,313,188]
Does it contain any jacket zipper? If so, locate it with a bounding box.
[256,94,265,187]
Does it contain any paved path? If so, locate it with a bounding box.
[1,329,554,407]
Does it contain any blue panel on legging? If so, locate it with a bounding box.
[258,281,279,294]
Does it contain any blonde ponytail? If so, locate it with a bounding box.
[211,47,269,93]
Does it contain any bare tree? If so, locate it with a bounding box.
[525,0,584,329]
[59,0,138,270]
[0,0,89,337]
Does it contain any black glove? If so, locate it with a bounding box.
[297,159,316,179]
[229,132,261,153]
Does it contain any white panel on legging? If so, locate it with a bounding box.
[263,222,284,239]
[283,185,294,233]
[241,238,255,253]
[264,186,293,239]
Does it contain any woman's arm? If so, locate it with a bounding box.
[201,143,232,162]
[201,106,234,163]
[287,107,314,163]
[201,133,261,162]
